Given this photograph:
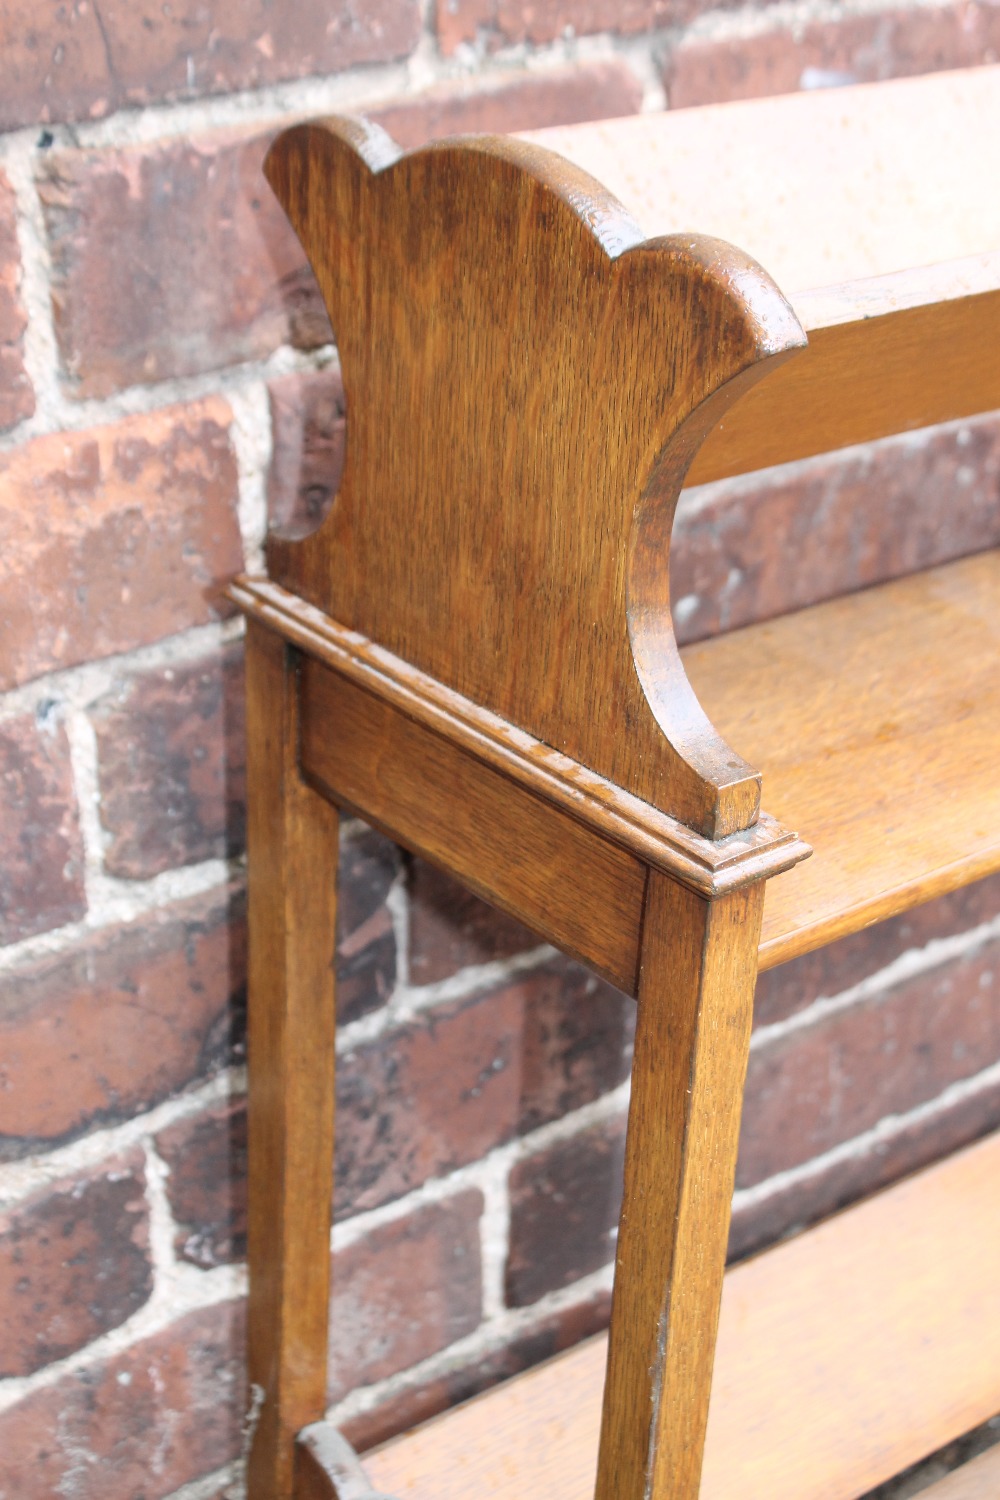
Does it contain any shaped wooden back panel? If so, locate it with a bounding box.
[264,120,806,837]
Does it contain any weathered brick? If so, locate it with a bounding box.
[437,0,713,54]
[328,1191,483,1402]
[738,935,1000,1188]
[336,985,524,1216]
[268,367,346,540]
[516,961,633,1134]
[157,1099,247,1270]
[0,1298,245,1500]
[0,1152,151,1378]
[41,133,331,397]
[0,709,86,946]
[0,400,242,690]
[664,2,1000,108]
[343,1283,610,1449]
[0,885,246,1157]
[93,642,246,880]
[673,413,1000,646]
[408,857,538,986]
[731,1065,1000,1260]
[367,61,644,148]
[0,169,34,431]
[506,1112,626,1306]
[0,0,422,131]
[755,871,1000,1029]
[337,826,401,1025]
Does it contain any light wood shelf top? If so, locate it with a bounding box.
[679,550,1000,969]
[366,1129,1000,1500]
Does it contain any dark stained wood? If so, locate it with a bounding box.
[263,117,808,840]
[596,874,763,1499]
[244,621,340,1500]
[683,551,1000,970]
[365,1130,1000,1500]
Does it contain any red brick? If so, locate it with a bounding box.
[516,961,633,1134]
[506,1112,626,1306]
[267,367,346,540]
[0,709,86,945]
[664,2,1000,108]
[0,0,422,131]
[0,1152,151,1378]
[673,413,1000,646]
[437,0,713,54]
[157,1100,247,1270]
[328,1191,483,1402]
[408,857,538,986]
[730,1065,1000,1261]
[92,642,246,880]
[737,935,1000,1188]
[41,134,331,397]
[366,61,644,148]
[337,826,401,1024]
[0,169,34,431]
[0,885,246,1156]
[755,871,1000,1029]
[335,986,524,1216]
[344,1283,610,1449]
[0,1298,245,1500]
[0,400,242,690]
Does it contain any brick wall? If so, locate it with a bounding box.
[1,4,998,1497]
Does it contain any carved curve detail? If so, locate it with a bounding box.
[263,117,807,838]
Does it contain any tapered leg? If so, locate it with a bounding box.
[595,870,764,1500]
[245,620,341,1500]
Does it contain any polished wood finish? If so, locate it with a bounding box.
[236,74,1000,1500]
[365,1130,1000,1500]
[262,117,808,840]
[244,622,340,1499]
[597,876,763,1497]
[688,551,1000,969]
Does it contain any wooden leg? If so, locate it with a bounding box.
[595,871,764,1500]
[245,620,341,1500]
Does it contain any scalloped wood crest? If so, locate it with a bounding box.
[263,117,806,838]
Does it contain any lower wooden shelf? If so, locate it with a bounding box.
[363,1129,1000,1500]
[681,550,1000,970]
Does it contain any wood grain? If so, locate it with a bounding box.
[596,875,763,1499]
[365,1129,1000,1500]
[263,118,807,838]
[682,551,1000,970]
[920,1444,1000,1499]
[299,653,647,993]
[244,622,340,1500]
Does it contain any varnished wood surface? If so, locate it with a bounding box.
[365,1130,1000,1500]
[683,551,1000,971]
[231,577,810,903]
[525,68,1000,297]
[244,625,341,1500]
[263,117,808,838]
[597,877,762,1497]
[920,1443,1000,1499]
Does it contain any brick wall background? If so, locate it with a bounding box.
[1,4,999,1497]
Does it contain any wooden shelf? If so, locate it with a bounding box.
[680,550,1000,970]
[364,1130,1000,1500]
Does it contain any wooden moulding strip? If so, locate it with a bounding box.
[689,262,1000,485]
[228,578,811,900]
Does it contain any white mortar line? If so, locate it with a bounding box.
[732,1055,1000,1215]
[226,381,274,574]
[476,1146,516,1322]
[162,1465,242,1500]
[750,909,1000,1053]
[0,136,65,432]
[0,1067,245,1211]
